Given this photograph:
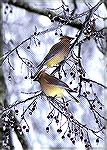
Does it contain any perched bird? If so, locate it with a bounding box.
[34,70,79,103]
[33,36,74,78]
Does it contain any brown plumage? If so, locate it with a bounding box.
[34,70,79,103]
[33,36,74,78]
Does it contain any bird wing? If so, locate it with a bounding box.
[43,42,64,62]
[36,42,64,69]
[44,73,70,90]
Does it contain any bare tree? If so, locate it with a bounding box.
[0,0,107,149]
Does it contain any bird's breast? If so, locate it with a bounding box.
[47,48,69,67]
[40,80,64,98]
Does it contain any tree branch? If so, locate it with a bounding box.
[5,0,82,30]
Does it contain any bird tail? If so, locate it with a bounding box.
[66,89,80,103]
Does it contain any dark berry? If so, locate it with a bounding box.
[32,107,35,111]
[66,103,69,106]
[46,127,49,132]
[93,104,95,108]
[34,32,36,35]
[69,130,71,133]
[72,140,75,144]
[85,144,88,148]
[47,115,50,119]
[70,138,73,141]
[26,129,29,132]
[24,76,27,79]
[15,110,18,113]
[90,84,92,87]
[96,119,99,123]
[55,32,57,35]
[67,133,71,138]
[56,120,59,123]
[99,107,102,110]
[61,135,65,139]
[23,126,26,129]
[84,139,87,143]
[74,128,77,132]
[29,112,32,115]
[66,8,69,12]
[6,6,8,9]
[10,10,12,13]
[60,33,63,36]
[27,46,30,49]
[50,115,53,118]
[38,41,40,45]
[70,115,73,119]
[57,128,62,133]
[80,136,83,141]
[70,81,72,84]
[96,138,99,143]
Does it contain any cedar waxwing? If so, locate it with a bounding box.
[34,70,79,103]
[33,36,74,78]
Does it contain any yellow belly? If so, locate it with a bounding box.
[42,83,64,98]
[47,52,65,67]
